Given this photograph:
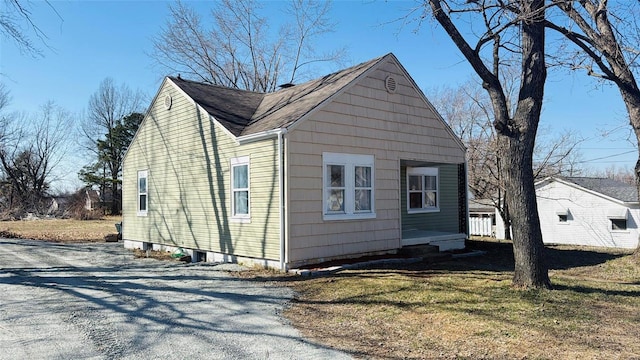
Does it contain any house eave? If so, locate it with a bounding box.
[237,128,287,145]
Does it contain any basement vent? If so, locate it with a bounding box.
[385,76,397,94]
[164,95,172,110]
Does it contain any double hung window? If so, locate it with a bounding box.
[137,170,148,216]
[323,153,375,220]
[407,167,439,213]
[231,157,250,220]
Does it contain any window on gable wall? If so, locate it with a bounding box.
[231,156,250,220]
[407,167,439,213]
[611,218,627,231]
[137,170,148,216]
[608,209,628,231]
[556,209,569,223]
[323,152,375,220]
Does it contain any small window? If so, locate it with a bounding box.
[407,167,439,213]
[231,157,250,220]
[323,153,375,220]
[558,214,568,222]
[137,170,148,216]
[611,219,627,231]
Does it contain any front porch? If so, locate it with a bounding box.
[399,160,468,252]
[401,229,466,251]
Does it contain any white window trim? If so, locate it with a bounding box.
[230,156,250,223]
[406,167,439,214]
[137,170,148,217]
[322,152,376,221]
[608,208,628,232]
[610,218,628,232]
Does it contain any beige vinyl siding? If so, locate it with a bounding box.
[122,81,281,260]
[401,164,460,233]
[286,58,465,263]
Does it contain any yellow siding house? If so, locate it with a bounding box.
[122,53,467,269]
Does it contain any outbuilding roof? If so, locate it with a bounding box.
[556,177,638,203]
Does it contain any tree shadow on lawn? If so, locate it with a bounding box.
[448,239,628,272]
[243,239,631,286]
[319,239,628,275]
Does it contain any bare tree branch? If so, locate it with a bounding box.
[151,0,345,92]
[0,0,62,56]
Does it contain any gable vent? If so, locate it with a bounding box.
[385,76,397,94]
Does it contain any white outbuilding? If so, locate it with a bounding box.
[495,177,639,249]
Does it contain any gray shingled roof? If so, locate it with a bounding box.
[469,198,495,212]
[167,77,264,137]
[561,177,638,203]
[168,54,387,137]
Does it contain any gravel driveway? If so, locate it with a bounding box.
[0,238,351,360]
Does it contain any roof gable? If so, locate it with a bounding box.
[161,53,464,153]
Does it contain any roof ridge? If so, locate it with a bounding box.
[243,54,389,134]
[168,76,266,95]
[270,54,388,95]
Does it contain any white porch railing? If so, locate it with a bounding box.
[469,216,494,237]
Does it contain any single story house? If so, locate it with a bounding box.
[122,53,468,269]
[494,177,640,249]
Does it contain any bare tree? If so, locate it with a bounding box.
[431,79,583,240]
[83,78,144,215]
[540,1,640,255]
[0,83,12,145]
[0,0,61,56]
[0,101,71,214]
[544,2,640,198]
[151,0,345,92]
[533,127,583,179]
[423,0,551,288]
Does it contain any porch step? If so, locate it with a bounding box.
[399,244,440,257]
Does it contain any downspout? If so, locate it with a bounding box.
[465,159,470,237]
[278,129,288,271]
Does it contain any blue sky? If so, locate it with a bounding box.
[0,0,635,191]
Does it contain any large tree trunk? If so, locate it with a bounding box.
[497,0,550,288]
[429,0,551,288]
[500,136,550,287]
[623,95,640,255]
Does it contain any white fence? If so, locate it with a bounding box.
[469,216,494,237]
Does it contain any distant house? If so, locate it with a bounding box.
[84,189,101,211]
[48,196,71,215]
[495,177,640,249]
[48,188,101,216]
[121,53,468,269]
